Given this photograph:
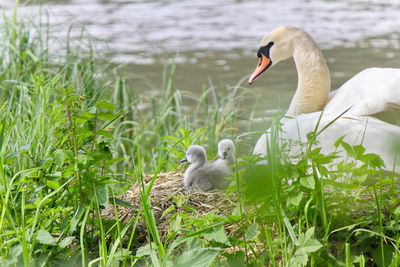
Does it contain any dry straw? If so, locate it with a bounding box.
[102,170,238,244]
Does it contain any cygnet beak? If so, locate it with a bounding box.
[222,151,228,159]
[180,156,188,163]
[248,53,271,84]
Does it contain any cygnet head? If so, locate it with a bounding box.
[217,139,235,160]
[249,26,312,84]
[180,145,207,165]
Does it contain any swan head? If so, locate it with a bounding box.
[249,26,300,84]
[180,145,207,164]
[217,139,235,160]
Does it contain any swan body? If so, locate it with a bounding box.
[180,145,231,191]
[253,114,400,171]
[324,68,400,122]
[249,26,400,171]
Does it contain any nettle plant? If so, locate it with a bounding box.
[50,85,122,206]
[0,62,126,264]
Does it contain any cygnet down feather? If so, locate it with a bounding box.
[217,139,235,164]
[180,144,233,191]
[213,139,235,189]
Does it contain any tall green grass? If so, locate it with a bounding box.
[1,3,400,267]
[0,3,247,265]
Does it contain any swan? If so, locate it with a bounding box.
[249,26,400,171]
[248,26,400,118]
[180,145,231,191]
[253,113,400,171]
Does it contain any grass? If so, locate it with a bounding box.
[1,3,400,266]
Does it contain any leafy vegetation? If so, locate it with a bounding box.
[0,4,399,267]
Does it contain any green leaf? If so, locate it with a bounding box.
[334,135,346,148]
[226,251,245,267]
[297,239,322,254]
[304,227,315,241]
[182,205,199,214]
[109,197,136,209]
[0,101,6,112]
[46,180,60,190]
[361,153,385,168]
[297,227,322,254]
[354,174,368,183]
[245,222,259,241]
[171,214,182,232]
[393,206,400,216]
[96,100,116,110]
[287,192,303,207]
[300,175,315,189]
[97,112,117,120]
[36,230,55,245]
[173,248,221,267]
[32,197,42,208]
[185,237,202,251]
[282,210,298,243]
[231,206,241,218]
[76,112,95,123]
[0,123,5,153]
[341,141,355,157]
[24,203,36,209]
[59,236,75,248]
[18,144,32,153]
[69,206,85,234]
[136,243,156,257]
[94,184,109,205]
[150,249,161,267]
[5,244,22,264]
[64,150,75,160]
[203,224,230,245]
[353,144,366,158]
[293,228,322,266]
[5,152,19,159]
[292,252,308,266]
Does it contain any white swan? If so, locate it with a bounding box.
[180,145,231,191]
[249,26,400,171]
[253,113,400,171]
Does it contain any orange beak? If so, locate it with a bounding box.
[248,53,271,84]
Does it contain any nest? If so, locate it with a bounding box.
[102,169,238,245]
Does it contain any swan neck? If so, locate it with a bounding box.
[184,161,203,185]
[191,160,204,170]
[286,38,331,116]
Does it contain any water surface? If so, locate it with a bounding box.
[1,0,399,122]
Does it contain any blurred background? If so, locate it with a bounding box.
[1,0,400,117]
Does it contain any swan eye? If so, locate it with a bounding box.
[257,42,275,58]
[227,148,230,151]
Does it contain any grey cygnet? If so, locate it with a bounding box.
[216,139,235,165]
[213,139,235,188]
[180,144,232,191]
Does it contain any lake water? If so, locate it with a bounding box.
[1,0,400,122]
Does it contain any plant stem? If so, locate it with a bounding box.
[65,95,83,203]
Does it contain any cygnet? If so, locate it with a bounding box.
[213,139,235,189]
[216,139,235,166]
[180,144,232,191]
